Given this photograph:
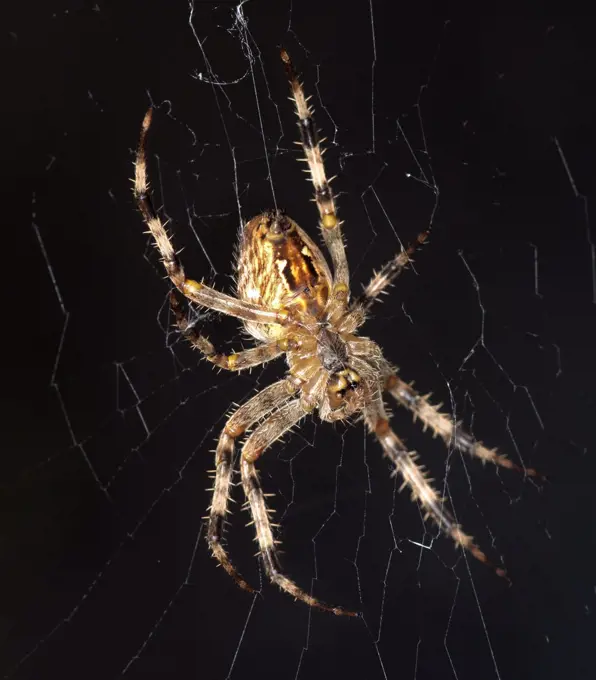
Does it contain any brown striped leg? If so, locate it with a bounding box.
[384,373,542,478]
[351,229,430,312]
[134,108,290,327]
[169,292,284,370]
[365,393,507,578]
[207,380,298,592]
[280,50,349,304]
[240,400,357,616]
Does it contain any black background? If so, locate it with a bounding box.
[3,2,596,679]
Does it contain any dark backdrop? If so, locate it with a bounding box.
[3,2,596,679]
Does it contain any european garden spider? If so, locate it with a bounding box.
[134,49,539,616]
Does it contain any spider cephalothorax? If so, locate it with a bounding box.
[134,48,540,616]
[284,323,373,420]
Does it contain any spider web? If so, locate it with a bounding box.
[4,2,596,679]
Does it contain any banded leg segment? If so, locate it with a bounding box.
[134,109,289,327]
[241,400,357,616]
[352,230,430,312]
[385,373,542,478]
[280,50,349,296]
[207,380,298,592]
[169,292,283,370]
[365,394,507,577]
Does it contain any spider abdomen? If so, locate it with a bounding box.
[237,210,333,341]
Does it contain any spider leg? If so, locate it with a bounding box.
[280,50,349,303]
[134,108,291,327]
[384,372,542,478]
[351,229,430,312]
[169,291,283,371]
[241,400,357,616]
[365,393,508,578]
[207,380,298,592]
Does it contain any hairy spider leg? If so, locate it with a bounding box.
[207,380,298,592]
[281,49,350,304]
[352,229,431,312]
[384,372,543,478]
[240,399,358,616]
[169,292,284,371]
[134,108,291,327]
[365,391,508,579]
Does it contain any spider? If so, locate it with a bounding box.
[133,49,540,616]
